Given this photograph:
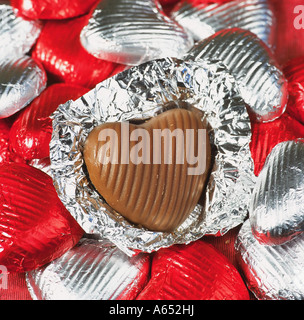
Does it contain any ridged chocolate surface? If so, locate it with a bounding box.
[84,108,211,232]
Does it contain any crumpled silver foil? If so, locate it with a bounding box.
[185,28,288,123]
[250,140,304,246]
[0,1,42,61]
[0,56,47,119]
[26,237,150,300]
[80,0,193,65]
[236,219,304,300]
[50,57,255,256]
[171,0,275,49]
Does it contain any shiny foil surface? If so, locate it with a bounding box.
[0,56,47,119]
[236,219,304,300]
[250,140,304,245]
[26,237,150,300]
[185,28,288,123]
[0,1,42,61]
[80,0,193,65]
[50,57,255,255]
[171,0,275,48]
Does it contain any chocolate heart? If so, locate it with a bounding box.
[236,219,304,300]
[26,238,150,300]
[250,140,304,245]
[84,108,211,232]
[0,163,84,272]
[9,84,89,161]
[137,240,250,300]
[32,14,125,89]
[185,28,288,123]
[11,0,99,20]
[0,1,42,61]
[171,0,275,48]
[80,0,192,65]
[0,56,47,119]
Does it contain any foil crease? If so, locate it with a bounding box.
[0,56,47,119]
[185,28,288,123]
[0,1,42,61]
[171,0,275,48]
[50,57,255,255]
[80,0,193,65]
[250,140,304,245]
[26,237,150,300]
[236,220,304,300]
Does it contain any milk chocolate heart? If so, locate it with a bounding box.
[84,108,211,232]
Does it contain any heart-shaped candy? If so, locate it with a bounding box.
[236,219,304,300]
[84,108,212,232]
[11,0,99,20]
[80,0,193,65]
[250,112,304,176]
[32,14,125,89]
[137,239,250,300]
[9,84,89,161]
[185,28,288,123]
[26,238,150,300]
[0,56,47,119]
[171,0,275,48]
[0,163,84,272]
[250,140,304,245]
[0,1,42,61]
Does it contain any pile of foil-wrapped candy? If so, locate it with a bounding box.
[0,0,304,300]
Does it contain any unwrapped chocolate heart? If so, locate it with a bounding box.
[171,0,275,48]
[9,84,89,161]
[0,56,46,119]
[26,237,150,300]
[250,140,304,245]
[137,240,250,300]
[0,163,84,272]
[236,219,304,300]
[80,0,192,65]
[185,28,288,123]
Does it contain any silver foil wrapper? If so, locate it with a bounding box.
[0,1,42,61]
[26,237,150,300]
[236,220,304,300]
[0,56,47,119]
[80,0,193,65]
[50,57,255,256]
[250,140,304,246]
[185,28,288,123]
[171,0,275,49]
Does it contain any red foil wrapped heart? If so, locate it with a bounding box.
[137,240,249,300]
[250,113,304,176]
[0,163,84,272]
[32,14,125,89]
[9,84,89,161]
[0,119,11,163]
[11,0,99,20]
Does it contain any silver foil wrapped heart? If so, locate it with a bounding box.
[50,57,255,256]
[80,0,193,65]
[171,0,275,48]
[250,140,304,246]
[26,237,150,300]
[0,56,47,119]
[185,28,288,123]
[236,220,304,300]
[0,1,42,61]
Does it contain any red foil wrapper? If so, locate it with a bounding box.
[32,14,126,89]
[0,163,84,272]
[0,119,11,163]
[137,240,249,300]
[11,0,99,20]
[250,113,304,176]
[9,84,89,161]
